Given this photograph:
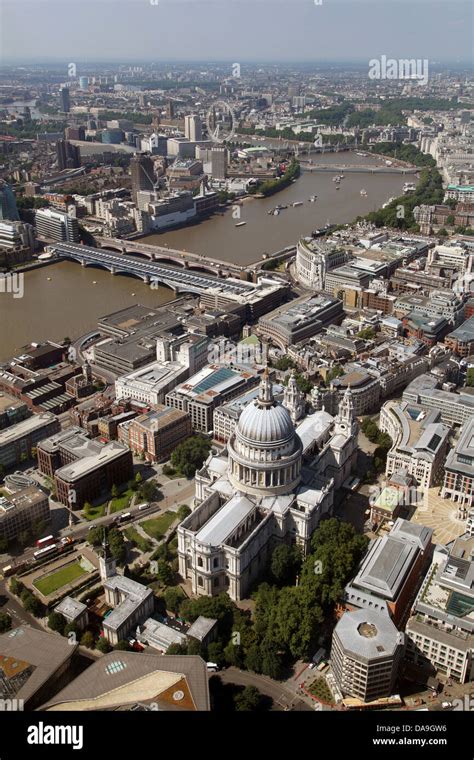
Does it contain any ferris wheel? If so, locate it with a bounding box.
[205,100,236,144]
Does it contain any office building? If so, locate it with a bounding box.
[37,427,133,507]
[184,114,203,142]
[379,401,450,488]
[0,626,78,711]
[130,153,155,203]
[0,181,20,221]
[331,609,405,703]
[344,519,433,627]
[0,395,30,431]
[42,651,210,711]
[405,537,474,684]
[445,317,474,357]
[295,237,349,290]
[0,220,35,264]
[0,412,59,471]
[211,146,228,179]
[403,374,474,427]
[256,293,343,348]
[0,486,50,542]
[59,87,70,113]
[166,363,261,433]
[441,417,474,518]
[35,208,79,242]
[56,140,81,170]
[118,405,192,463]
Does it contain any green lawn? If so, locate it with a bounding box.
[34,562,87,596]
[140,511,177,540]
[307,678,334,705]
[110,488,134,513]
[124,527,152,553]
[83,501,107,521]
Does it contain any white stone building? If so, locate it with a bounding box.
[177,372,358,601]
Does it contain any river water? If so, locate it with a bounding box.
[0,262,174,361]
[0,152,410,360]
[141,151,410,265]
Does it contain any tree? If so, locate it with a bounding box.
[187,636,205,657]
[234,686,264,711]
[139,479,161,503]
[270,544,301,585]
[135,472,142,486]
[177,504,191,521]
[326,365,344,385]
[466,368,474,387]
[207,641,225,669]
[0,536,8,553]
[21,590,41,616]
[80,630,95,648]
[0,611,12,633]
[170,436,212,479]
[260,637,284,679]
[108,528,126,565]
[166,642,188,655]
[446,215,455,226]
[9,577,24,596]
[64,622,79,640]
[156,561,174,587]
[114,639,131,651]
[164,586,185,615]
[87,526,103,546]
[48,611,67,635]
[244,644,262,673]
[111,484,119,499]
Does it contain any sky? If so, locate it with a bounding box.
[1,0,473,65]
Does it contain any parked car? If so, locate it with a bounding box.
[206,662,219,672]
[441,701,453,709]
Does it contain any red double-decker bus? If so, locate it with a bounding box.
[36,534,54,549]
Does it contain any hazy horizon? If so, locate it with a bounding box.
[1,0,473,65]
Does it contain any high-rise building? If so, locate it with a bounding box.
[331,609,405,703]
[59,87,70,113]
[211,146,228,179]
[184,114,203,142]
[0,181,20,221]
[35,208,80,242]
[65,126,85,141]
[130,153,155,203]
[79,76,89,90]
[56,140,81,170]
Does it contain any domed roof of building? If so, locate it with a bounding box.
[236,370,295,445]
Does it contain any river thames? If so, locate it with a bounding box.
[0,151,411,360]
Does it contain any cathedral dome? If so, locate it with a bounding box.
[228,369,303,497]
[237,397,295,446]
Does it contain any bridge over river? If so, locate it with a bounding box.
[47,242,261,297]
[299,162,419,174]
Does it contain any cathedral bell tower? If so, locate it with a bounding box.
[283,371,305,423]
[99,528,116,581]
[334,386,357,438]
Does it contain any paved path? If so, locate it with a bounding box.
[219,667,314,711]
